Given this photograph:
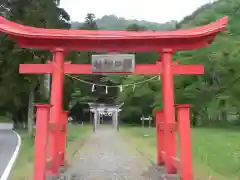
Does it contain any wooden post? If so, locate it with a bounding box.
[149,117,152,128]
[154,109,165,165]
[93,109,96,132]
[59,110,69,166]
[160,60,166,165]
[90,109,92,124]
[141,117,144,128]
[162,50,177,174]
[176,104,193,180]
[48,48,65,174]
[97,111,100,126]
[116,109,119,130]
[101,113,104,124]
[113,111,116,128]
[116,109,120,131]
[33,104,51,180]
[115,111,117,128]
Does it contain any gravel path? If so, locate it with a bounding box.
[56,127,164,180]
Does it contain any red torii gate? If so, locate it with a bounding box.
[0,16,227,180]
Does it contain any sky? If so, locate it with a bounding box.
[60,0,214,23]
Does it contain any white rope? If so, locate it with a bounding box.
[51,61,160,88]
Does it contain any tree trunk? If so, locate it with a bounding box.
[28,85,35,136]
[219,99,227,122]
[191,109,199,127]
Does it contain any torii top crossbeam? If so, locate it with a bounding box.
[0,16,228,51]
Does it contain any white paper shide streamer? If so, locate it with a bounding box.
[92,84,95,92]
[133,84,135,92]
[105,86,108,94]
[51,61,160,93]
[120,85,123,92]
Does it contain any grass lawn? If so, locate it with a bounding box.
[0,116,11,122]
[120,126,240,180]
[9,124,92,180]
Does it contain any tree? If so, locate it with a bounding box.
[82,13,98,30]
[0,0,70,133]
[126,23,147,31]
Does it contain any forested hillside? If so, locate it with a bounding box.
[71,15,177,30]
[174,0,240,126]
[106,0,240,126]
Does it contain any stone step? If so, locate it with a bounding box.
[164,174,180,180]
[143,164,180,180]
[141,164,179,180]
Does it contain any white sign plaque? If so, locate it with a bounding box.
[92,54,135,73]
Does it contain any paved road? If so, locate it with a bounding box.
[0,130,19,180]
[49,127,173,180]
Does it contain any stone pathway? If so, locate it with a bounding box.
[55,127,166,180]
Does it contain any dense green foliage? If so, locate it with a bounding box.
[174,0,240,126]
[0,0,70,126]
[105,0,240,126]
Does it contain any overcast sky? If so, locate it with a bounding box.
[60,0,213,23]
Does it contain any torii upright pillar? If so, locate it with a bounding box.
[161,49,176,174]
[157,49,206,174]
[48,48,65,174]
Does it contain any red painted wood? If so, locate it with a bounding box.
[176,104,193,180]
[64,63,162,74]
[154,109,165,165]
[19,61,72,74]
[46,158,54,170]
[19,64,52,74]
[171,157,180,171]
[33,104,51,180]
[0,16,227,38]
[19,63,204,75]
[172,64,204,74]
[162,50,177,174]
[160,69,165,166]
[159,122,178,132]
[15,36,216,51]
[59,111,69,166]
[161,151,166,161]
[48,48,65,174]
[0,16,228,51]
